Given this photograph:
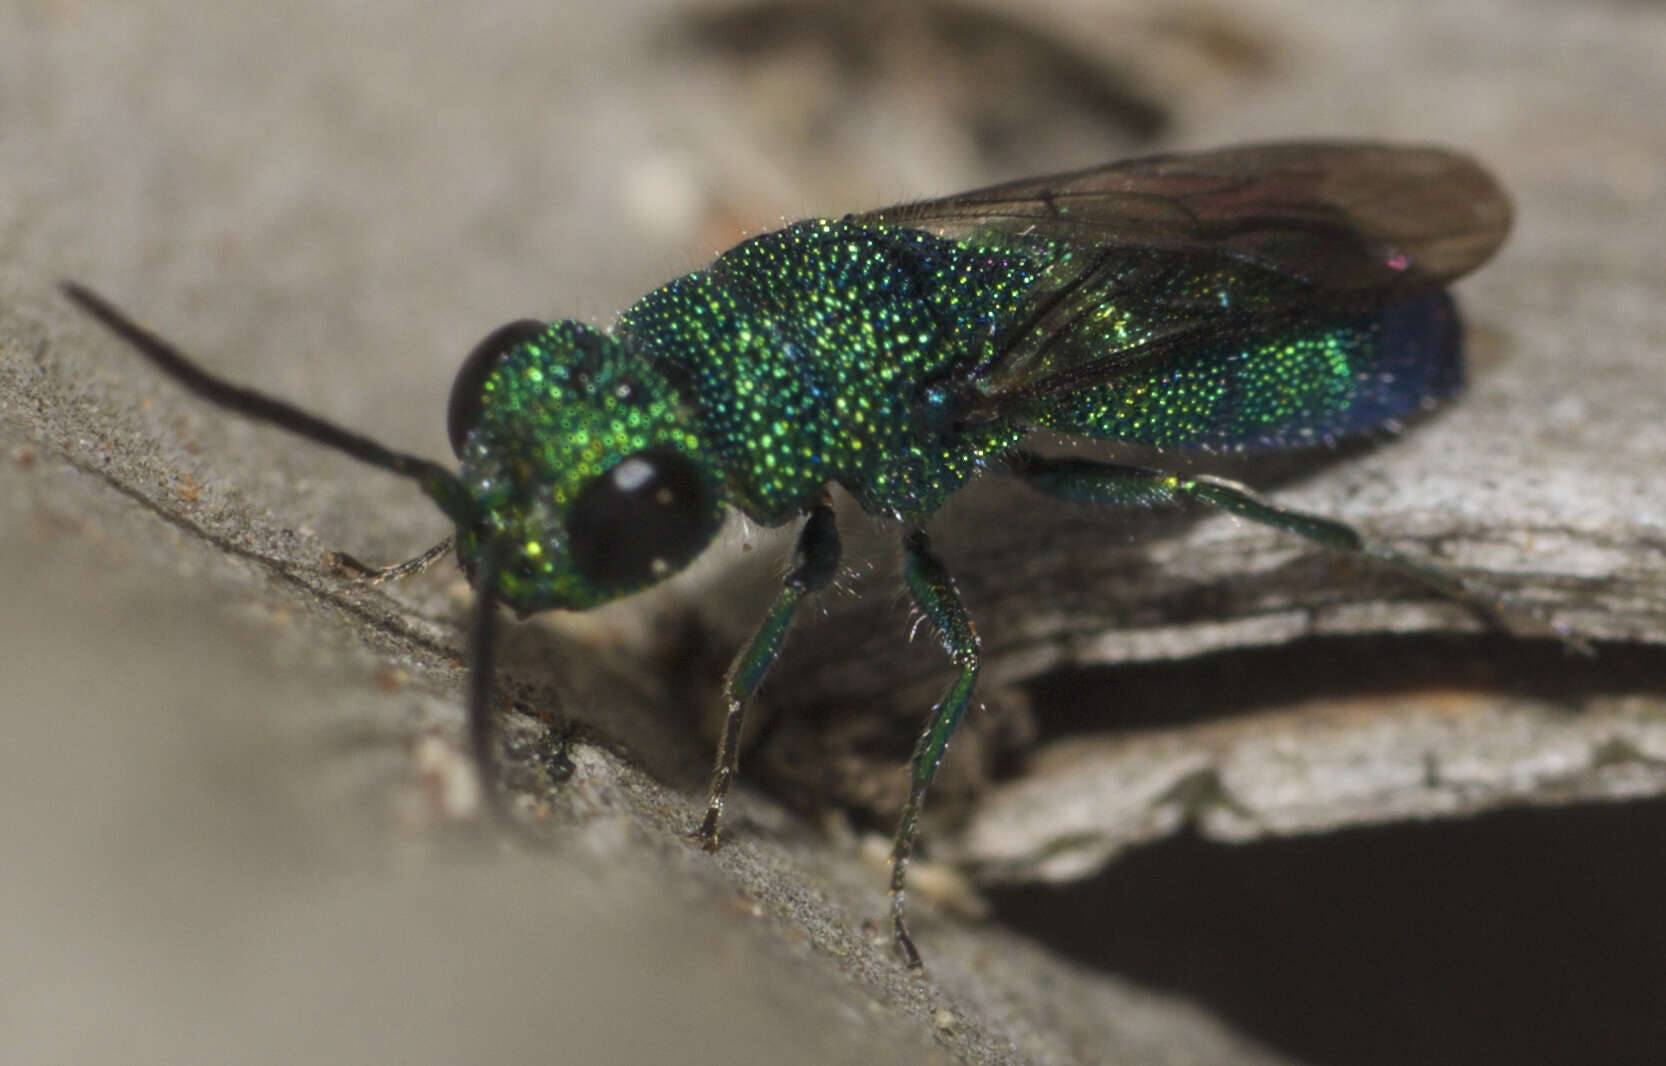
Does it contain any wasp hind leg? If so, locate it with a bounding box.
[1007,451,1584,650]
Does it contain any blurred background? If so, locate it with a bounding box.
[3,1,1663,1064]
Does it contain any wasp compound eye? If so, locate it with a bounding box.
[447,319,547,457]
[567,449,713,590]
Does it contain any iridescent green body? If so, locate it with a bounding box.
[618,220,1034,521]
[65,142,1530,970]
[459,216,1458,611]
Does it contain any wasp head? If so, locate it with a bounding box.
[446,319,722,613]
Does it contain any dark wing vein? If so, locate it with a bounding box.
[861,141,1511,292]
[856,142,1510,414]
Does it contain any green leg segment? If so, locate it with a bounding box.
[1009,452,1584,650]
[699,493,841,850]
[891,528,982,969]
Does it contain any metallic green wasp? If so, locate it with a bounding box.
[65,140,1553,968]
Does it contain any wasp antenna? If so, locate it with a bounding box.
[465,538,509,821]
[60,281,473,522]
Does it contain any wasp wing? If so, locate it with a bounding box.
[856,141,1511,416]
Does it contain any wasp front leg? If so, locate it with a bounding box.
[326,535,457,586]
[699,493,841,850]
